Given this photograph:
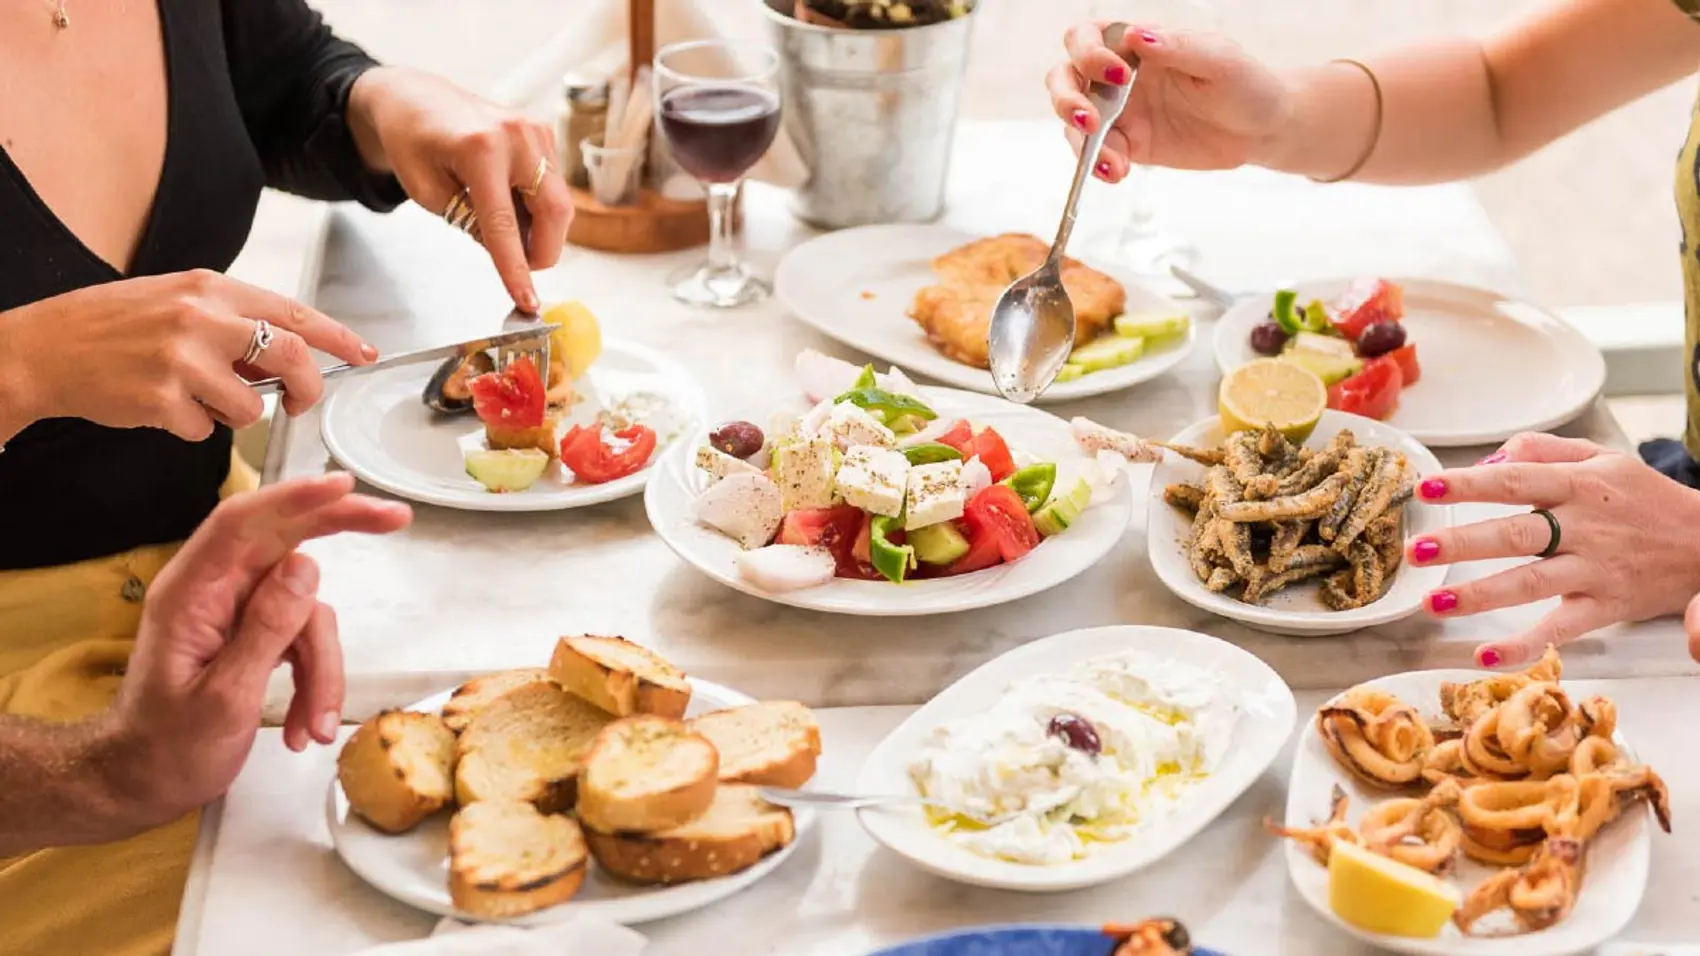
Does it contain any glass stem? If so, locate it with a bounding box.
[705,181,741,275]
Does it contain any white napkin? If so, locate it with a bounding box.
[347,916,647,956]
[489,0,805,189]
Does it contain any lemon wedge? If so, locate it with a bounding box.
[1327,839,1460,938]
[540,300,602,381]
[1218,358,1327,442]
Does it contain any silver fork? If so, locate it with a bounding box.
[497,308,552,380]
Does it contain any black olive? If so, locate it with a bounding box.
[1355,321,1407,358]
[1248,321,1289,356]
[1046,713,1102,755]
[708,421,765,459]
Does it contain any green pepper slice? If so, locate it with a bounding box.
[850,364,878,390]
[869,514,916,583]
[903,442,964,465]
[833,386,938,422]
[1301,300,1332,334]
[1271,289,1302,335]
[1001,462,1057,513]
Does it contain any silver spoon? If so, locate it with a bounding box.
[987,23,1139,404]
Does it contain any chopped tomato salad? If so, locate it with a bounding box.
[1247,277,1420,422]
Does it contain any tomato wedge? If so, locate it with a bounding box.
[558,423,657,484]
[971,426,1017,482]
[1386,343,1421,386]
[934,419,975,456]
[962,484,1040,562]
[776,505,878,578]
[939,518,1004,576]
[1330,278,1405,341]
[469,356,546,429]
[1327,356,1404,421]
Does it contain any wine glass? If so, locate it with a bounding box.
[654,40,782,309]
[1087,0,1218,295]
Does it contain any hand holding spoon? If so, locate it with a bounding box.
[987,23,1138,403]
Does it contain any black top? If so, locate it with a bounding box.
[0,0,405,571]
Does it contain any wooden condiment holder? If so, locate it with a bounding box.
[566,0,720,255]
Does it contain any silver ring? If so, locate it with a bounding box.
[241,319,274,366]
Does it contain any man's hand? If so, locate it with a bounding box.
[105,474,410,832]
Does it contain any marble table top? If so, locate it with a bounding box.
[176,678,1700,956]
[265,120,1695,714]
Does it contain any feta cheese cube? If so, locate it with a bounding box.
[772,435,838,513]
[695,473,783,550]
[695,445,762,484]
[834,445,909,517]
[823,402,896,450]
[905,460,966,530]
[796,398,836,439]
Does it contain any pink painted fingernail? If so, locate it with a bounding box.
[1096,161,1113,178]
[1139,30,1160,45]
[1478,648,1502,668]
[1106,64,1130,85]
[1071,110,1090,130]
[1410,538,1440,563]
[1429,590,1458,613]
[1419,478,1448,500]
[1477,451,1507,465]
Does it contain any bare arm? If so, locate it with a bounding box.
[1256,0,1700,183]
[0,715,137,856]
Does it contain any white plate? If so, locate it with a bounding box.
[1212,279,1605,447]
[1282,669,1653,955]
[855,625,1297,892]
[774,224,1196,403]
[1148,410,1452,637]
[643,386,1133,616]
[320,340,704,512]
[327,678,816,926]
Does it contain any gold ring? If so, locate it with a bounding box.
[443,189,475,230]
[520,156,551,198]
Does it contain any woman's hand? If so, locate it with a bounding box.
[1046,21,1291,182]
[347,67,574,314]
[1404,433,1700,668]
[107,474,411,831]
[0,270,377,440]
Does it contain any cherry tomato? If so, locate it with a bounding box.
[1330,278,1405,341]
[963,484,1040,562]
[469,356,546,429]
[1327,356,1404,421]
[971,427,1017,482]
[1386,343,1421,386]
[558,423,658,484]
[776,505,878,578]
[935,419,974,456]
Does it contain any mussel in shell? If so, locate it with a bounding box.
[422,351,495,414]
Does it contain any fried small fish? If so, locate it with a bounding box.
[1319,568,1360,611]
[1335,452,1408,553]
[1321,448,1376,541]
[1205,566,1239,593]
[1206,466,1256,576]
[1268,520,1309,573]
[1156,442,1226,466]
[1348,539,1387,606]
[1224,431,1265,491]
[1217,472,1348,523]
[1163,482,1207,514]
[1243,558,1343,605]
[1275,430,1355,498]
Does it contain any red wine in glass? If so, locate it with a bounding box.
[659,85,781,184]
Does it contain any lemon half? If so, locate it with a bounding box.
[540,300,603,381]
[1327,839,1460,938]
[1218,358,1327,443]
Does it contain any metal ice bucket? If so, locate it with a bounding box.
[759,0,975,229]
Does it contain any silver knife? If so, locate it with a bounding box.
[246,322,559,395]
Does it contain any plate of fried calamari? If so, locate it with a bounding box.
[1144,410,1449,636]
[773,225,1194,403]
[1272,649,1669,954]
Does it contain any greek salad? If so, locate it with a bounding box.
[691,357,1109,593]
[1246,278,1419,421]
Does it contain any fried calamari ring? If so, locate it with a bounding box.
[1569,737,1629,778]
[1265,784,1355,866]
[1545,773,1618,842]
[1421,738,1477,788]
[1458,825,1544,866]
[1456,836,1585,935]
[1496,683,1580,777]
[1358,779,1464,875]
[1439,646,1562,725]
[1316,689,1434,790]
[1575,696,1617,741]
[1606,764,1674,834]
[1461,709,1536,781]
[1459,780,1558,833]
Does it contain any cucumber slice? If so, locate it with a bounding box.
[1033,478,1092,537]
[1288,331,1355,359]
[1113,312,1190,339]
[1068,334,1145,372]
[466,448,549,493]
[1054,363,1086,383]
[1279,349,1361,387]
[909,522,971,565]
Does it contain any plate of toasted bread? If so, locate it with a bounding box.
[774,225,1195,403]
[329,635,822,925]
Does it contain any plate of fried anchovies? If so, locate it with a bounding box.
[1146,410,1451,635]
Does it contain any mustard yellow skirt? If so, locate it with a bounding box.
[0,455,258,956]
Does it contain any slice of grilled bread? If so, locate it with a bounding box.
[454,681,612,813]
[688,701,821,789]
[448,800,588,918]
[548,635,691,719]
[337,710,457,834]
[440,667,552,734]
[584,785,796,885]
[576,715,719,833]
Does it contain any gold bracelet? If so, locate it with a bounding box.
[1311,58,1383,184]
